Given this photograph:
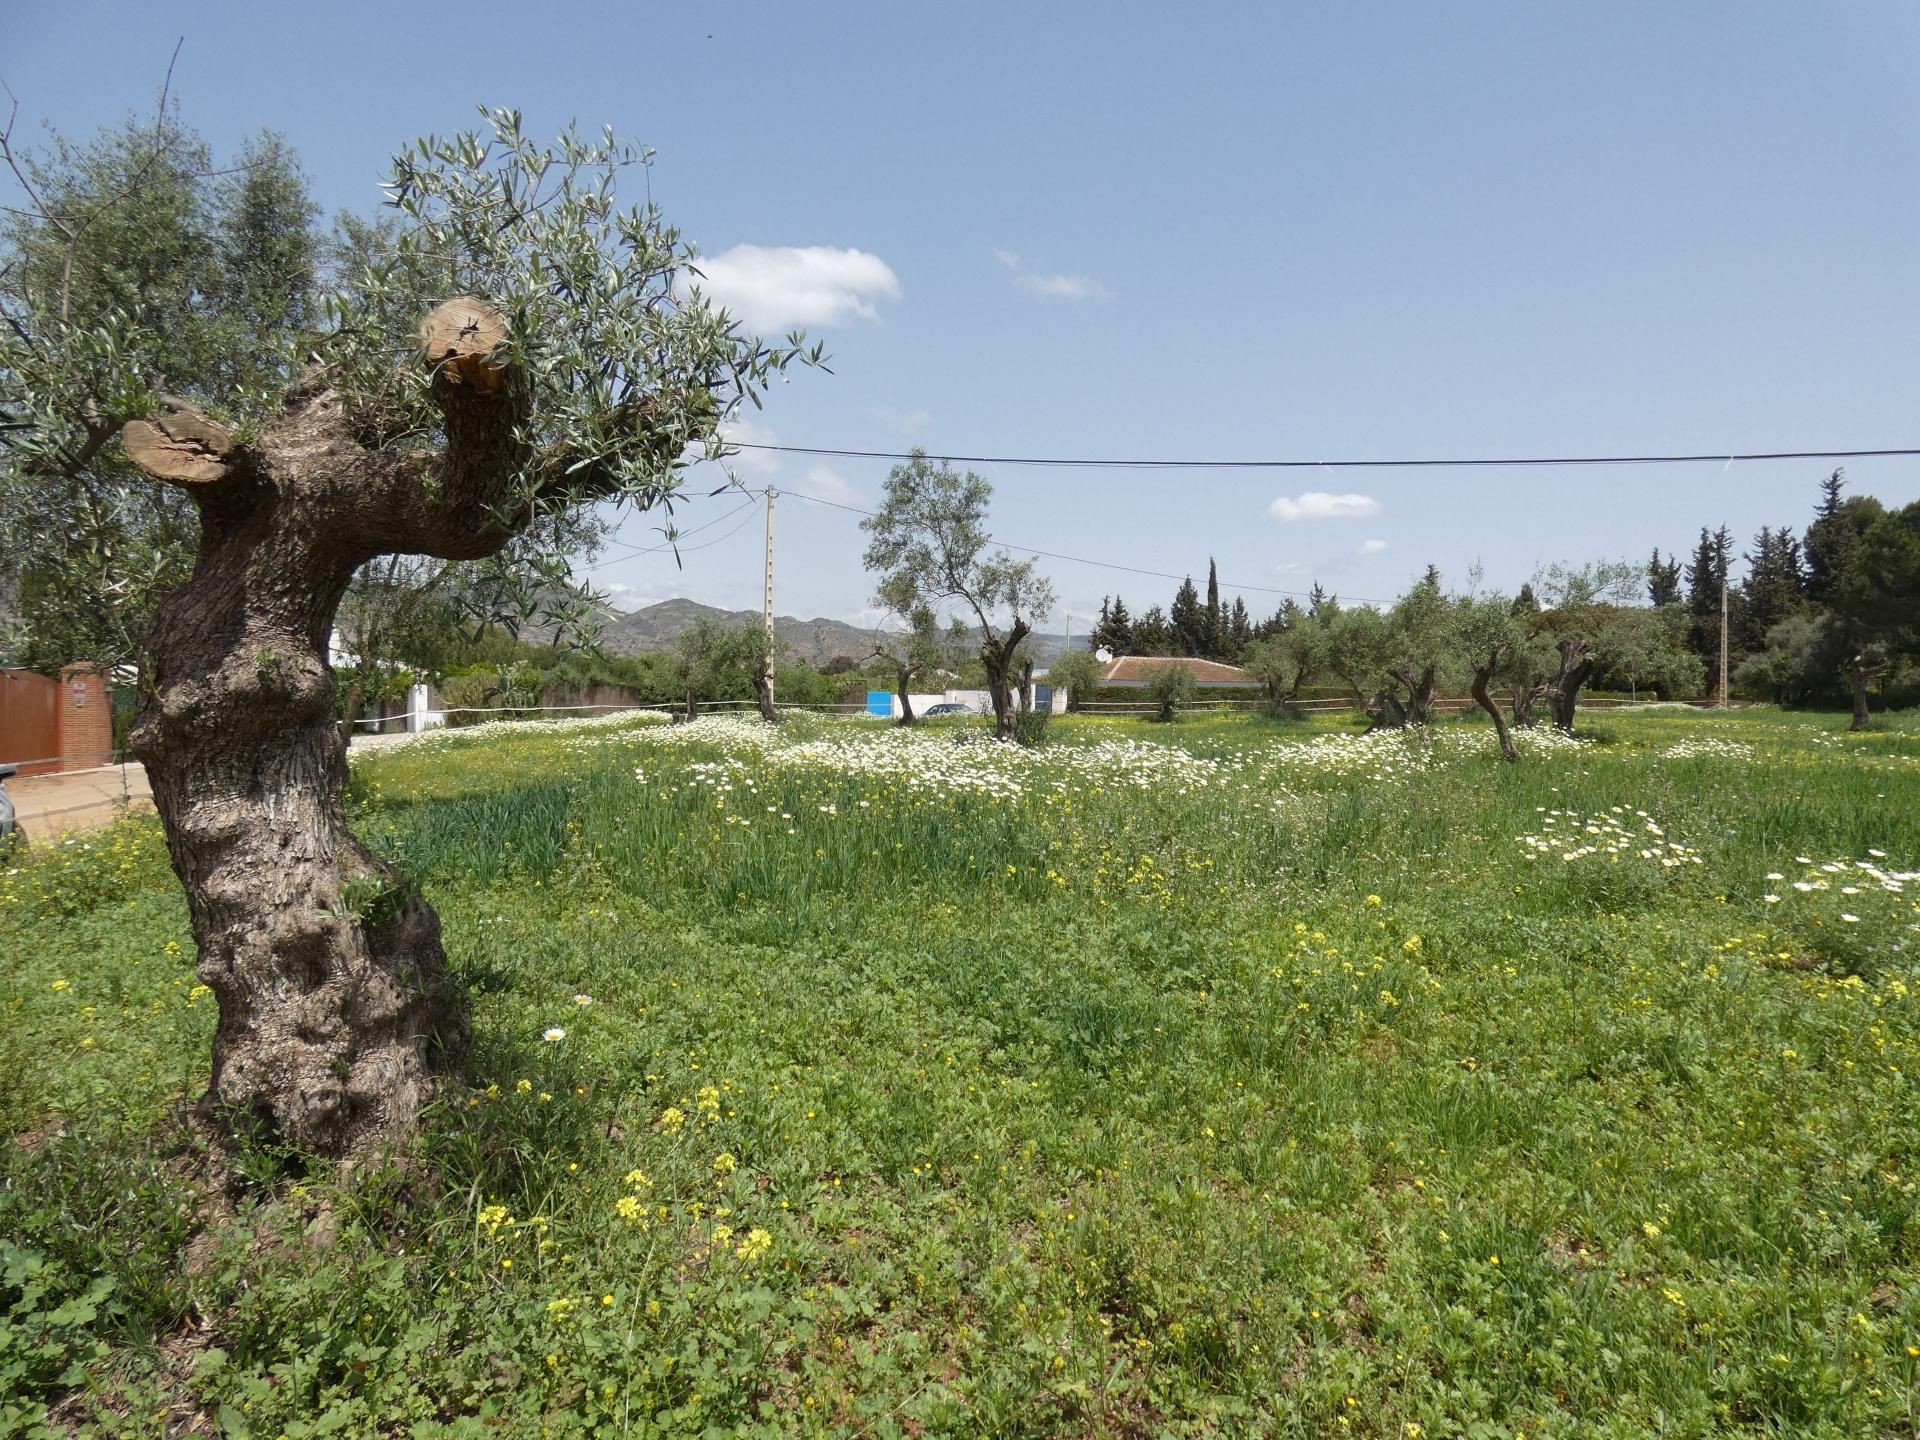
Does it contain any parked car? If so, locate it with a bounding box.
[0,763,21,854]
[923,703,974,717]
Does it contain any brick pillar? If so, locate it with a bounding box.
[57,664,112,772]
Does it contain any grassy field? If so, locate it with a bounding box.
[3,705,1918,1438]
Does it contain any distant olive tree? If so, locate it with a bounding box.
[1044,647,1101,712]
[1145,661,1197,722]
[860,452,1054,741]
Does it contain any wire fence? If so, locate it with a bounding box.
[348,698,873,731]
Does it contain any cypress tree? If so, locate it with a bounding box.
[1203,559,1223,660]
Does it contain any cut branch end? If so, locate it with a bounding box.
[419,296,507,394]
[123,406,235,485]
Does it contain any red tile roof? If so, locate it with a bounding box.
[1099,656,1257,686]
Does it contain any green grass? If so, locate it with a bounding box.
[3,706,1918,1438]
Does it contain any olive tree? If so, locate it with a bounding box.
[1323,580,1461,729]
[860,452,1053,741]
[1043,647,1101,712]
[3,107,818,1156]
[1145,661,1197,722]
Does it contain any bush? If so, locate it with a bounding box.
[1013,709,1051,747]
[1145,663,1197,722]
[436,670,497,726]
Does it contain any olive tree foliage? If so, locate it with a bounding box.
[1242,604,1329,706]
[4,101,822,1159]
[1145,661,1197,722]
[667,618,780,722]
[1585,604,1703,701]
[0,99,319,668]
[1043,646,1101,712]
[1323,579,1463,728]
[860,451,1054,741]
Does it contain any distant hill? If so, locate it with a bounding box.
[597,598,1079,667]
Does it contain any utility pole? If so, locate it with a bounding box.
[762,487,776,637]
[758,486,777,719]
[1718,576,1729,708]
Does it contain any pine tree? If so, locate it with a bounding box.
[1308,581,1329,620]
[1132,604,1173,655]
[1106,595,1133,654]
[1685,526,1734,663]
[1203,559,1223,660]
[1420,563,1442,593]
[1647,548,1682,607]
[1090,597,1112,655]
[1169,575,1203,656]
[1804,469,1866,605]
[1511,582,1539,616]
[1226,596,1252,660]
[1739,525,1804,651]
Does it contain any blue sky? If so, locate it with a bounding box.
[8,2,1919,634]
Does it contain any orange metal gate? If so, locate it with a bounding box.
[0,668,61,775]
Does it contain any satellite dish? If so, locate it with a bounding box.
[1094,647,1113,662]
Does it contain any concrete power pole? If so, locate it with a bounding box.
[1718,577,1729,708]
[762,487,776,636]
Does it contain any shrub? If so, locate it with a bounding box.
[1145,663,1197,722]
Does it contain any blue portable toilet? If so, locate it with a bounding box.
[866,690,894,718]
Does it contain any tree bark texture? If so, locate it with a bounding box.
[126,307,539,1156]
[1470,648,1519,762]
[1850,655,1876,732]
[981,619,1030,741]
[1549,638,1595,733]
[1510,682,1543,729]
[754,657,779,725]
[894,660,917,727]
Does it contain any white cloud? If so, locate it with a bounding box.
[1357,538,1390,555]
[1267,491,1381,523]
[690,245,900,332]
[601,583,666,612]
[993,247,1110,301]
[874,405,932,436]
[802,462,851,498]
[1020,272,1109,300]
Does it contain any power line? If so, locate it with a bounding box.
[775,485,1387,605]
[586,492,762,571]
[733,442,1920,471]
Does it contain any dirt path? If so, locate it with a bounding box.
[8,762,153,843]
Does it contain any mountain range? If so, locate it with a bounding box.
[596,598,1079,667]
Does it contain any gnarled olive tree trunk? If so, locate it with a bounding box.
[755,656,779,725]
[1469,646,1519,762]
[1849,654,1884,732]
[981,619,1030,741]
[1548,637,1595,733]
[1509,681,1544,729]
[123,303,537,1156]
